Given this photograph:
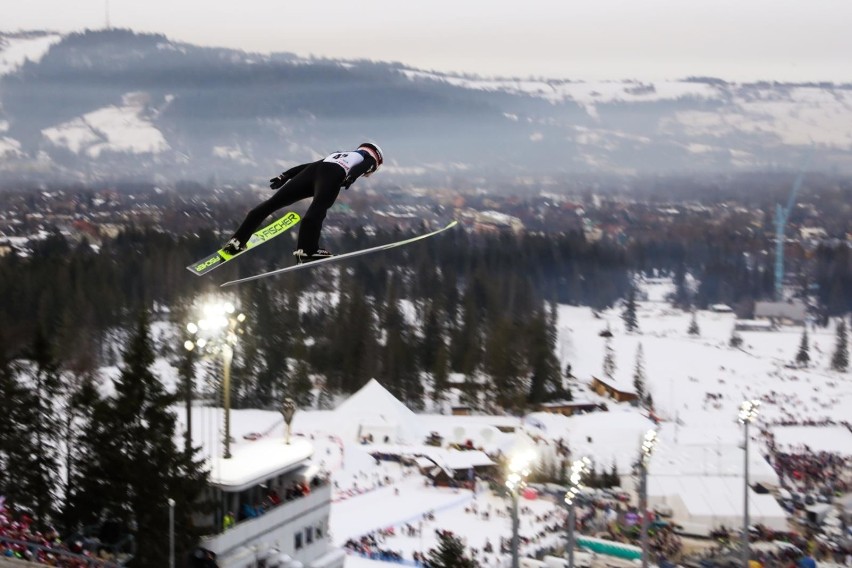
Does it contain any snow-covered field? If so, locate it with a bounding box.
[164,278,850,566]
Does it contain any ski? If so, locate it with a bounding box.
[186,211,301,276]
[220,220,459,287]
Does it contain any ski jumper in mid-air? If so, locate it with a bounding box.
[223,142,384,261]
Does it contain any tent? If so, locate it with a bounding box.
[648,476,789,534]
[328,379,425,445]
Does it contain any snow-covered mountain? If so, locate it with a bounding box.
[2,29,851,185]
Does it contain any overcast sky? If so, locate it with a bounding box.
[4,0,851,82]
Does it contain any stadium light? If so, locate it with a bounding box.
[739,400,760,568]
[637,429,657,568]
[185,296,247,459]
[564,457,590,568]
[505,448,535,568]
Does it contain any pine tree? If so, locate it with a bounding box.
[622,285,639,332]
[23,330,64,527]
[60,370,102,533]
[316,379,334,410]
[426,530,477,568]
[380,276,423,409]
[687,311,700,336]
[729,328,743,349]
[420,298,444,371]
[431,338,451,406]
[602,337,616,379]
[451,292,483,375]
[795,328,811,367]
[526,307,562,406]
[0,350,28,500]
[632,343,646,404]
[290,359,314,408]
[484,315,523,410]
[830,319,848,372]
[672,263,691,309]
[77,311,209,567]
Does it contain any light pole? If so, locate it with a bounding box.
[505,449,535,568]
[281,397,296,445]
[739,400,760,568]
[185,299,246,459]
[564,456,591,568]
[638,429,657,568]
[168,498,175,568]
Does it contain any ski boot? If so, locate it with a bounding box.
[222,238,246,256]
[293,248,334,264]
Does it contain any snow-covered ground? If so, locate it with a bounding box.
[41,92,170,157]
[163,279,850,566]
[0,33,62,76]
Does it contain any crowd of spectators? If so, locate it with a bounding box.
[225,473,329,531]
[342,529,404,562]
[0,498,119,568]
[765,441,850,496]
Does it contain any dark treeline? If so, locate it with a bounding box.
[2,219,851,411]
[0,224,632,413]
[0,312,209,567]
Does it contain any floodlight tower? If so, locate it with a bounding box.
[564,457,591,568]
[184,299,247,459]
[637,429,658,568]
[505,449,535,568]
[738,400,760,568]
[774,151,813,300]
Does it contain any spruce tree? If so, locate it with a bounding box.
[0,350,28,500]
[484,316,523,410]
[420,298,444,371]
[687,311,700,336]
[426,530,477,568]
[290,359,315,408]
[632,343,646,404]
[602,337,616,379]
[795,328,811,367]
[14,330,63,527]
[672,263,691,309]
[451,293,482,375]
[526,307,562,406]
[77,311,209,567]
[622,285,639,332]
[830,319,848,372]
[316,379,334,410]
[380,276,423,409]
[431,338,451,406]
[729,328,743,349]
[61,370,102,533]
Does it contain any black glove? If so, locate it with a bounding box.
[269,173,290,190]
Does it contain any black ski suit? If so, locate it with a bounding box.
[231,149,379,253]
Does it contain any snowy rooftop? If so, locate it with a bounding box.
[207,437,313,492]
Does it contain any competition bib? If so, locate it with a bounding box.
[323,151,364,175]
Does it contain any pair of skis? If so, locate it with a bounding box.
[185,213,458,287]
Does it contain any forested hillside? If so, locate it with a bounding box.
[2,219,850,411]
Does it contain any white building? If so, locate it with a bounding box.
[179,409,345,568]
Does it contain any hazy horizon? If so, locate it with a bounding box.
[3,0,852,83]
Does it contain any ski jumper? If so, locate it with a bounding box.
[231,149,378,253]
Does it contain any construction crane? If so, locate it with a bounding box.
[774,150,814,301]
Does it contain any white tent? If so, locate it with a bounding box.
[328,379,425,445]
[648,475,789,534]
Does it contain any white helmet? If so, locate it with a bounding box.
[358,142,384,169]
